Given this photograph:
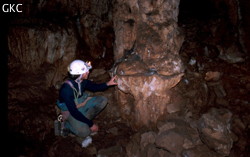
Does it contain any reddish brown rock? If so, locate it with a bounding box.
[112,0,184,128]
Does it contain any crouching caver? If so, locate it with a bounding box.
[56,59,117,147]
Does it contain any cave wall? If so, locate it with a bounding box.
[179,0,249,58]
[7,0,114,103]
[112,0,185,128]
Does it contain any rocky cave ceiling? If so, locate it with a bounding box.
[1,0,250,156]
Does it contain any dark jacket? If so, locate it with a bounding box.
[59,79,108,127]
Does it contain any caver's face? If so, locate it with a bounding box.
[81,71,89,80]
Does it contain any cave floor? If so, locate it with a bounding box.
[8,57,250,157]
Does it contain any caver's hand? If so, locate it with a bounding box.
[90,123,99,132]
[106,75,118,86]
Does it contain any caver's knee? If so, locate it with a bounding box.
[97,96,107,103]
[95,96,108,109]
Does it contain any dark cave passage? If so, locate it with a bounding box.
[179,0,219,21]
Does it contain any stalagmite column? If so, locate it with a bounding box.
[112,0,184,128]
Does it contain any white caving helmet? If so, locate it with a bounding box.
[68,59,92,75]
